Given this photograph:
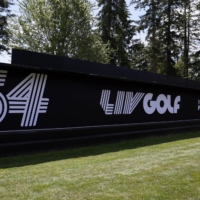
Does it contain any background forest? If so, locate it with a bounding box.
[1,0,200,80]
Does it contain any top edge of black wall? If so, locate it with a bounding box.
[10,48,200,90]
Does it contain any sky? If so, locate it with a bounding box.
[0,0,146,64]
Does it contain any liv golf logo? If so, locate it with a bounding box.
[0,71,49,127]
[100,90,181,115]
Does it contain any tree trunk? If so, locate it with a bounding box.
[184,0,189,77]
[166,0,172,75]
[186,0,190,77]
[152,0,157,73]
[108,0,115,65]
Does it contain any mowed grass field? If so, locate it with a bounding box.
[1,132,200,200]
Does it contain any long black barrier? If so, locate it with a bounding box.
[1,48,200,155]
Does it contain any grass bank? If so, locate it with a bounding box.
[0,132,200,200]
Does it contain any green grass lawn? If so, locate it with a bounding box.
[1,132,200,200]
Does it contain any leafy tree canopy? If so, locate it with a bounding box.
[9,0,112,64]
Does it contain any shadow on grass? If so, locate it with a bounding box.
[0,131,200,169]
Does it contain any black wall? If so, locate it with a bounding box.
[0,49,199,133]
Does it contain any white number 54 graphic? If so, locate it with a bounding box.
[0,70,49,127]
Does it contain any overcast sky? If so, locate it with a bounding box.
[0,0,145,64]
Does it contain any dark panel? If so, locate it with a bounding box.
[11,49,70,71]
[11,49,200,90]
[0,63,200,134]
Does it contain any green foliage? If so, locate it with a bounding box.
[188,53,200,80]
[131,0,182,76]
[129,40,150,71]
[97,0,134,67]
[131,0,162,73]
[130,0,200,78]
[0,0,14,54]
[9,0,111,64]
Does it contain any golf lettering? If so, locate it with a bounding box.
[100,90,181,115]
[143,93,180,114]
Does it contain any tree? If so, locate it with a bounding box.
[129,39,150,71]
[132,0,183,76]
[181,0,200,77]
[97,0,134,67]
[131,0,161,73]
[9,0,111,64]
[0,0,14,54]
